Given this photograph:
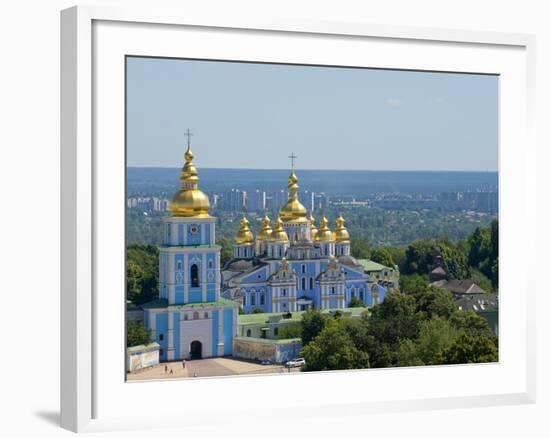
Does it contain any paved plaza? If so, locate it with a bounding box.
[127,357,299,381]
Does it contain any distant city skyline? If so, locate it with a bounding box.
[127,57,498,172]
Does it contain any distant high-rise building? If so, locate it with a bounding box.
[220,189,246,212]
[247,189,266,212]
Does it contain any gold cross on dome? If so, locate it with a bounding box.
[288,152,297,170]
[184,128,193,147]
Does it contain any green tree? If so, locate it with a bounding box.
[400,274,429,295]
[440,333,498,364]
[126,244,159,304]
[348,296,365,308]
[370,248,395,267]
[300,309,329,346]
[276,322,302,339]
[127,321,153,347]
[414,286,457,320]
[217,236,233,266]
[350,237,370,259]
[449,310,496,341]
[301,320,370,371]
[251,307,265,314]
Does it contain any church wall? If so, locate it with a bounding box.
[155,313,168,361]
[179,317,213,360]
[173,312,180,359]
[223,308,234,355]
[211,310,219,356]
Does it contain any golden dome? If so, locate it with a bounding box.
[315,217,335,242]
[334,215,350,243]
[309,213,318,240]
[279,171,308,222]
[170,139,211,218]
[257,214,273,241]
[234,217,254,245]
[269,216,289,242]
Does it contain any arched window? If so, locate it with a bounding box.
[301,277,306,290]
[193,311,199,320]
[208,260,213,269]
[246,329,251,337]
[204,312,209,319]
[260,292,265,305]
[251,292,256,306]
[309,277,314,290]
[294,232,298,241]
[282,289,287,297]
[301,264,306,273]
[191,264,199,287]
[351,287,355,298]
[359,287,364,300]
[177,260,182,271]
[184,313,188,321]
[274,328,279,336]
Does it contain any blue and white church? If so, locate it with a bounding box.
[222,157,387,313]
[142,135,238,362]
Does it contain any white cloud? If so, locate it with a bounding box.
[385,98,402,106]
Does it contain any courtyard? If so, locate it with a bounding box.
[127,356,300,381]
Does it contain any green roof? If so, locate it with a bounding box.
[357,259,391,272]
[238,307,367,325]
[141,297,238,310]
[127,342,160,353]
[234,336,301,345]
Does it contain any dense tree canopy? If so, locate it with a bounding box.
[127,244,159,304]
[127,321,153,347]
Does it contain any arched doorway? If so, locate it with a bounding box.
[190,340,202,359]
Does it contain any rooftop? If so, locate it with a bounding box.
[141,297,238,310]
[357,259,392,272]
[238,307,367,325]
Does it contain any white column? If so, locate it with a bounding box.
[218,309,224,356]
[182,223,187,245]
[183,253,189,303]
[171,222,178,245]
[168,253,175,304]
[202,252,207,301]
[167,311,174,360]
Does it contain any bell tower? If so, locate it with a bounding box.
[159,130,220,305]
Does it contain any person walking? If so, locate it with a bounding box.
[182,359,186,369]
[164,364,168,374]
[169,368,173,375]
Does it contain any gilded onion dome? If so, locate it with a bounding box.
[309,213,318,240]
[279,170,308,222]
[234,217,254,245]
[315,217,335,242]
[170,136,211,218]
[270,216,289,242]
[257,214,273,241]
[334,215,350,243]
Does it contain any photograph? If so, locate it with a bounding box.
[125,56,499,381]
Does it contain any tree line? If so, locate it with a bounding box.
[278,281,497,371]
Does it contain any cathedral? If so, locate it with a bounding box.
[222,158,387,313]
[141,133,387,362]
[142,135,238,362]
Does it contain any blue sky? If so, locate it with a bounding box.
[126,57,498,171]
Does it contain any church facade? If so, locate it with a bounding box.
[142,135,238,362]
[222,163,387,313]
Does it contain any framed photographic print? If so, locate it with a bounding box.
[61,5,536,433]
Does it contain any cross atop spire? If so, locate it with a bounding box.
[288,152,297,170]
[184,128,193,147]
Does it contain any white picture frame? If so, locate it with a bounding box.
[60,5,536,433]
